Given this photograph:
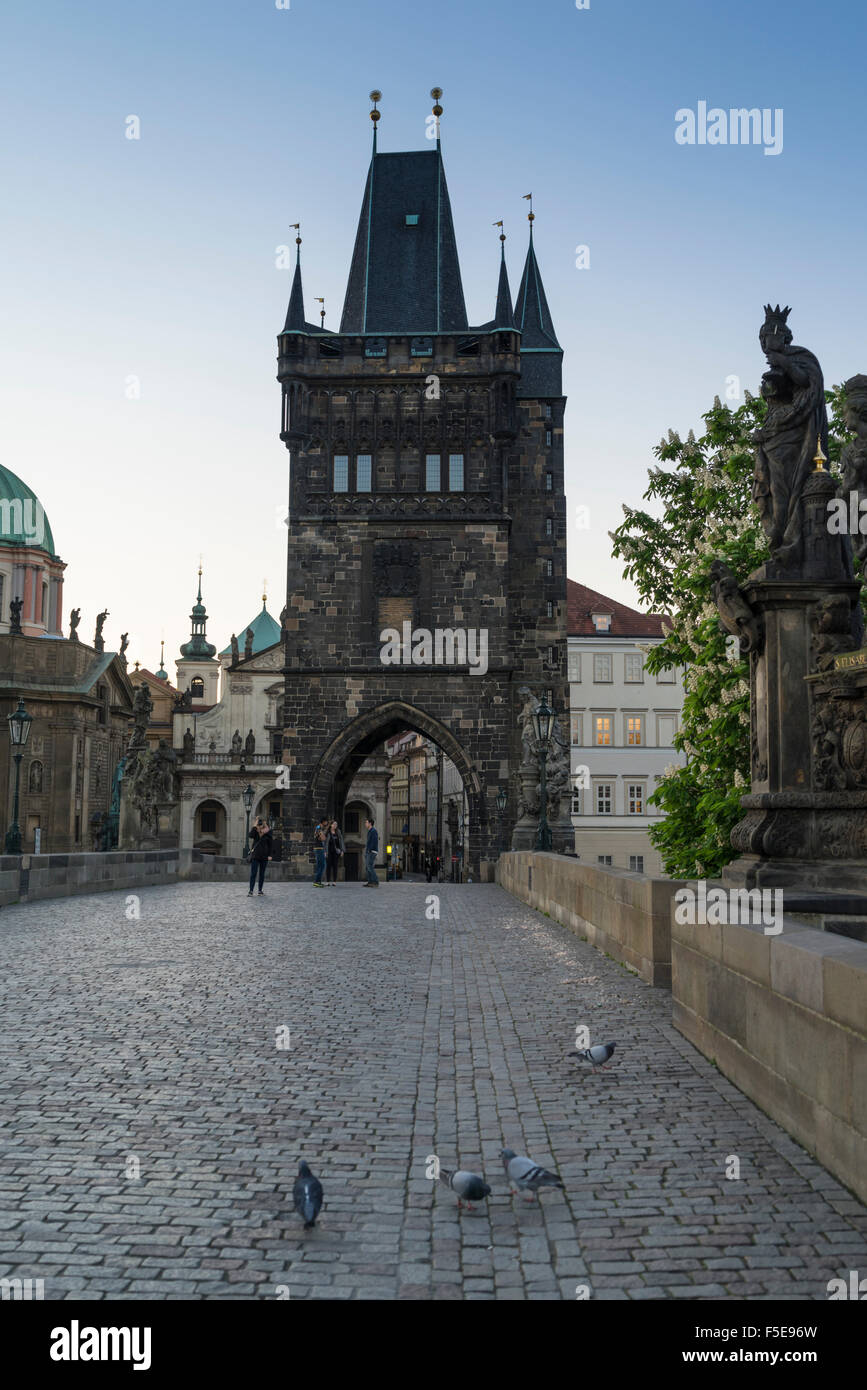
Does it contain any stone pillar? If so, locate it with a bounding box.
[724,469,867,889]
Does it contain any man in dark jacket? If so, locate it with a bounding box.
[363,817,379,887]
[248,819,273,896]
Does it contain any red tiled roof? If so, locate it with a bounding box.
[567,579,665,637]
[136,668,178,691]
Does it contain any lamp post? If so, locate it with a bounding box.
[5,697,33,854]
[242,782,254,859]
[495,786,507,854]
[532,697,554,852]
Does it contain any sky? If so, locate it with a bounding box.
[2,0,866,673]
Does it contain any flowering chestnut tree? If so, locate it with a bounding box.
[611,387,850,878]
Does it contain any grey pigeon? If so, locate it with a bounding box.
[500,1149,564,1201]
[438,1167,491,1210]
[573,1042,617,1068]
[293,1160,323,1229]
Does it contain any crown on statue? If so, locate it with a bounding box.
[763,303,792,332]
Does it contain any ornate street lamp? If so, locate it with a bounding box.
[495,786,507,853]
[532,697,554,852]
[5,697,33,854]
[242,782,254,859]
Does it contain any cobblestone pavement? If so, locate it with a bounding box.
[0,882,864,1301]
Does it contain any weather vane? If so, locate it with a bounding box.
[315,296,325,328]
[523,192,534,222]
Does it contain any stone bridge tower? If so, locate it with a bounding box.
[276,98,567,879]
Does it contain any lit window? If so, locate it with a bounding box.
[629,854,644,872]
[356,454,372,492]
[596,785,613,815]
[592,612,612,633]
[593,653,612,683]
[626,716,643,746]
[628,784,644,815]
[597,854,612,866]
[448,454,464,491]
[568,651,581,682]
[625,653,643,682]
[426,454,441,491]
[594,716,611,746]
[334,455,349,491]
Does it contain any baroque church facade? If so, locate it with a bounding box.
[276,99,569,880]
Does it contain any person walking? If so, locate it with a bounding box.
[312,819,326,887]
[363,816,379,887]
[248,818,273,896]
[325,819,344,885]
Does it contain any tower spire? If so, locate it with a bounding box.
[492,222,515,329]
[514,198,562,397]
[283,224,305,332]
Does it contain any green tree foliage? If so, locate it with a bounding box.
[611,386,851,878]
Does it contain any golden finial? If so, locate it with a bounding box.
[315,296,325,328]
[262,578,268,608]
[813,434,828,471]
[493,219,506,244]
[290,221,301,248]
[523,192,534,222]
[431,86,443,117]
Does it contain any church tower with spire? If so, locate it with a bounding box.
[276,94,568,877]
[175,567,219,706]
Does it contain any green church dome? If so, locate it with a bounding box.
[220,601,282,657]
[0,465,57,555]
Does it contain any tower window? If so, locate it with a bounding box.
[546,430,552,446]
[546,600,553,618]
[405,214,419,226]
[356,455,372,492]
[546,517,553,536]
[190,677,205,699]
[333,455,349,492]
[364,338,387,357]
[545,559,553,577]
[448,454,464,491]
[545,403,553,419]
[426,454,441,491]
[546,472,553,491]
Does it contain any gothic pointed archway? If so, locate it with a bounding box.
[307,699,484,876]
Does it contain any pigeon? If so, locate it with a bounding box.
[572,1042,617,1069]
[500,1149,564,1201]
[438,1167,491,1210]
[293,1160,323,1229]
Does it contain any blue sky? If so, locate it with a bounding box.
[2,0,865,671]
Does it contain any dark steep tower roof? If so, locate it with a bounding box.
[283,251,306,332]
[514,223,563,397]
[493,239,516,329]
[340,149,469,334]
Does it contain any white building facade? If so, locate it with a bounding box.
[568,580,685,877]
